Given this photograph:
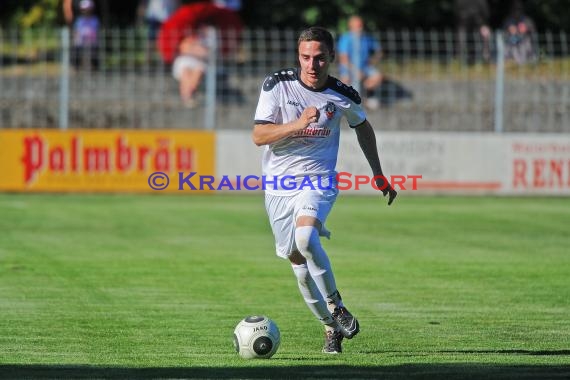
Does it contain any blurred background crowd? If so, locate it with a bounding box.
[0,0,568,132]
[1,0,567,33]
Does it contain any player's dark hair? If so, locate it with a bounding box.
[297,27,335,54]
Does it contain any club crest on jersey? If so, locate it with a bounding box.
[325,102,337,120]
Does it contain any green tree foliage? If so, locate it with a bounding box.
[1,0,61,27]
[524,0,570,31]
[241,0,569,32]
[0,0,568,31]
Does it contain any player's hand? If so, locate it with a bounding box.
[375,176,397,206]
[299,106,320,129]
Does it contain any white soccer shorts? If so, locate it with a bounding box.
[264,187,338,259]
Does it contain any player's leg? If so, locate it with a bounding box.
[264,195,332,322]
[294,217,338,308]
[265,193,343,352]
[294,190,360,339]
[295,188,341,309]
[294,217,359,339]
[289,252,337,327]
[289,250,343,353]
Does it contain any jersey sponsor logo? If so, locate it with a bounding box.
[325,101,337,119]
[292,127,331,138]
[287,100,301,107]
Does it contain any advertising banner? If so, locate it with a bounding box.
[217,131,570,196]
[0,130,215,193]
[338,132,570,195]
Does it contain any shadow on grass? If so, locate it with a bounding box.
[437,349,570,356]
[1,363,569,379]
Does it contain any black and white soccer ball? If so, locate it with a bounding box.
[233,315,280,359]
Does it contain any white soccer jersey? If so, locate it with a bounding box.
[254,68,366,195]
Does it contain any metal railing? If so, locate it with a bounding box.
[0,27,568,132]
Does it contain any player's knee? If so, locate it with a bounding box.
[288,250,306,265]
[294,226,320,259]
[291,263,309,285]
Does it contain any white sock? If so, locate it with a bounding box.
[291,263,334,325]
[295,226,339,313]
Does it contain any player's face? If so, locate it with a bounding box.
[298,40,333,90]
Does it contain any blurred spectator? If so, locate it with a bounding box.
[137,0,180,43]
[337,15,383,110]
[62,0,77,26]
[455,0,491,63]
[157,1,244,106]
[71,0,100,70]
[157,1,242,64]
[172,31,209,108]
[503,1,536,64]
[213,0,242,12]
[63,0,103,25]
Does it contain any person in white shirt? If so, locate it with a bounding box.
[252,26,397,354]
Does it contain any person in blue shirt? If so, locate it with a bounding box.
[71,0,100,70]
[337,15,383,110]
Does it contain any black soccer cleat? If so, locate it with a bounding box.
[322,330,343,354]
[332,306,360,339]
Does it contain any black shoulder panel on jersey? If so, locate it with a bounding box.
[327,76,362,104]
[262,68,298,91]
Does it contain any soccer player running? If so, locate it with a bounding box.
[252,27,397,354]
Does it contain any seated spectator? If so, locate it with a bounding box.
[337,15,383,110]
[172,32,209,108]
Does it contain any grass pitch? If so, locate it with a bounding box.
[0,193,569,379]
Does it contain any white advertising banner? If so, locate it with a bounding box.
[507,136,570,195]
[218,130,570,196]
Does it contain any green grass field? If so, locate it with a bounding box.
[0,194,569,379]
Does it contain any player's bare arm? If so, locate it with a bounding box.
[354,120,398,205]
[252,107,320,146]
